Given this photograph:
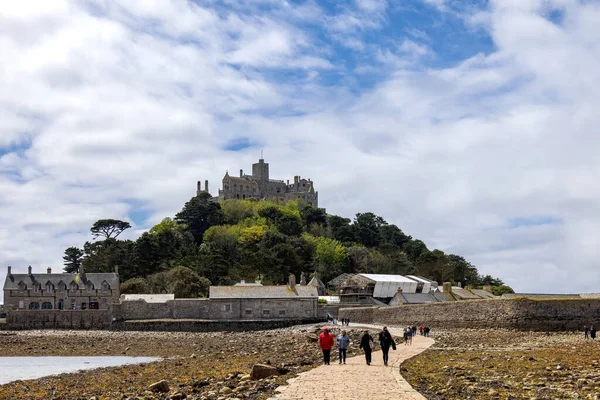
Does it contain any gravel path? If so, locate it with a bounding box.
[273,325,434,400]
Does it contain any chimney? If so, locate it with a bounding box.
[47,267,52,274]
[443,282,452,293]
[287,179,289,185]
[7,266,11,276]
[114,265,119,275]
[288,273,296,289]
[28,265,32,275]
[240,169,243,177]
[205,180,209,193]
[197,180,202,192]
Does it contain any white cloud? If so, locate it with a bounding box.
[2,0,600,303]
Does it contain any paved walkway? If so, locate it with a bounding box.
[274,325,434,400]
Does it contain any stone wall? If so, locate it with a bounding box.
[6,310,112,330]
[112,298,317,321]
[112,318,320,332]
[338,298,600,331]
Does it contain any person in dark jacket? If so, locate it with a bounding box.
[359,330,374,365]
[591,326,597,340]
[378,326,396,366]
[585,326,590,339]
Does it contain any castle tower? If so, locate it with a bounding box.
[252,158,269,182]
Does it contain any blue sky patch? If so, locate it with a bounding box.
[508,216,563,229]
[224,137,254,151]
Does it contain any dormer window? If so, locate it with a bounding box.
[69,281,78,293]
[101,281,110,292]
[46,282,54,292]
[58,281,66,292]
[18,281,26,291]
[86,282,94,293]
[33,283,40,293]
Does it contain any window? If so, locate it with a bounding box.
[42,302,53,310]
[101,281,110,292]
[28,302,40,310]
[81,303,87,310]
[86,282,94,293]
[19,300,24,309]
[46,282,54,292]
[71,299,76,309]
[224,304,232,312]
[58,300,64,310]
[262,309,271,316]
[69,281,78,293]
[245,309,252,315]
[279,310,286,316]
[18,281,26,291]
[34,283,39,293]
[89,302,99,310]
[58,281,66,292]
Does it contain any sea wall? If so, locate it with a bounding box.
[111,318,320,332]
[338,298,600,331]
[6,310,113,330]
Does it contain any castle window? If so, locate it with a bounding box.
[58,300,64,310]
[243,195,246,200]
[81,302,87,310]
[71,299,76,309]
[279,310,286,316]
[42,302,53,310]
[237,194,240,199]
[224,304,232,312]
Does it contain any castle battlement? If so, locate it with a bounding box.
[197,158,318,207]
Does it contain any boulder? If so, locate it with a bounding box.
[148,379,170,393]
[250,364,279,380]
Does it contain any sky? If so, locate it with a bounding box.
[1,0,600,301]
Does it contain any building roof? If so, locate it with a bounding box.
[407,275,438,285]
[209,285,318,299]
[451,288,483,300]
[234,280,263,286]
[471,289,496,299]
[4,271,119,291]
[120,294,174,303]
[359,274,417,283]
[327,273,355,287]
[308,276,325,288]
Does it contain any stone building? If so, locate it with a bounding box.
[3,265,120,312]
[197,158,318,207]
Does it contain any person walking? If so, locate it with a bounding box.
[378,326,396,366]
[424,326,430,337]
[591,326,597,340]
[319,328,335,365]
[585,326,590,339]
[406,326,413,345]
[359,330,375,365]
[419,325,424,336]
[337,329,350,364]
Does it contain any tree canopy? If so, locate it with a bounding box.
[66,196,511,297]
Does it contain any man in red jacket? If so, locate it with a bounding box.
[319,327,335,365]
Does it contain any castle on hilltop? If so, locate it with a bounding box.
[197,158,318,207]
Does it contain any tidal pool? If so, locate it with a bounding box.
[0,356,160,384]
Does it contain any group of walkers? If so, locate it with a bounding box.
[584,326,597,340]
[319,326,412,367]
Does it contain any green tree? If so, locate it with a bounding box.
[353,212,386,247]
[327,215,356,243]
[63,247,83,273]
[492,285,515,296]
[90,219,131,240]
[300,206,327,228]
[302,233,348,282]
[175,192,224,243]
[148,266,211,298]
[120,277,150,294]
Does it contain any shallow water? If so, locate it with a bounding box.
[0,356,160,384]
